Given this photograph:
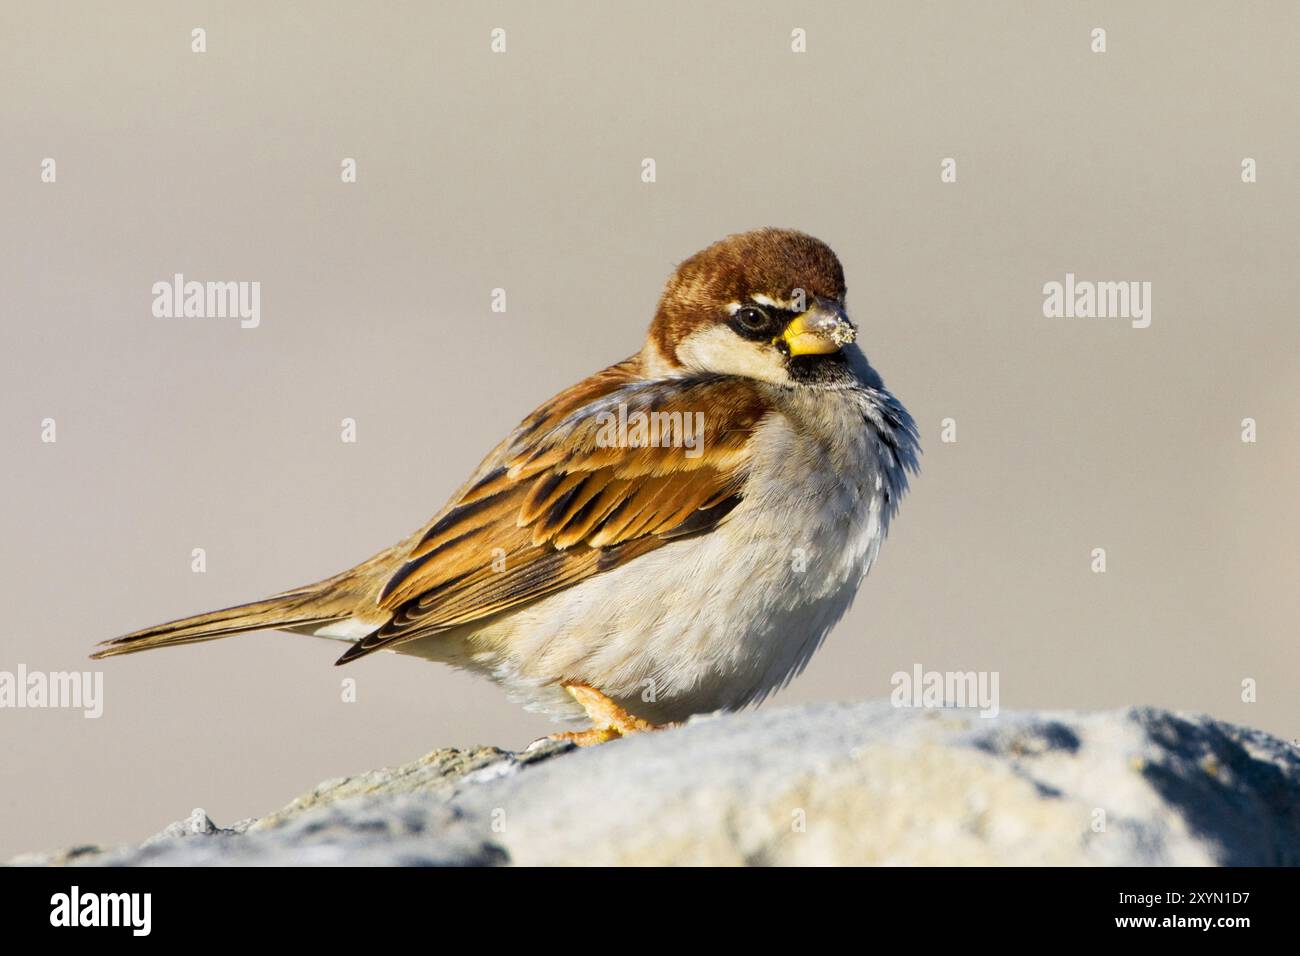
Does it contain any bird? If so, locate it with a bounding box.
[93,228,920,745]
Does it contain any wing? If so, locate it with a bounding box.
[335,363,773,662]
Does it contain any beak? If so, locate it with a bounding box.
[779,304,857,357]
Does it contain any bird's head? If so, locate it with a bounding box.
[645,228,863,388]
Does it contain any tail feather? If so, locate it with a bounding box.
[91,590,347,659]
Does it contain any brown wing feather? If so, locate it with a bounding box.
[335,366,770,663]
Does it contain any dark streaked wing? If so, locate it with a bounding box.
[335,365,771,662]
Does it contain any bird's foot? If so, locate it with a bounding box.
[540,681,671,747]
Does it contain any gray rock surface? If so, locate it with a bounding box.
[12,703,1300,866]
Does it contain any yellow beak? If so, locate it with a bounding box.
[780,308,857,357]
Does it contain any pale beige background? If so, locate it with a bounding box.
[2,1,1298,860]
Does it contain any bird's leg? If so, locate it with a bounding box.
[546,681,666,746]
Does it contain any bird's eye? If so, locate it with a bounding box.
[734,306,772,334]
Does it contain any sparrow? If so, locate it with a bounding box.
[93,228,919,745]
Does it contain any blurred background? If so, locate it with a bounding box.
[2,1,1298,859]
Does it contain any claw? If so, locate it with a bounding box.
[535,682,672,747]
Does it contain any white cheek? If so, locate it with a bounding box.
[675,325,791,385]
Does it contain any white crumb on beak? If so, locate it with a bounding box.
[804,311,857,346]
[829,321,857,346]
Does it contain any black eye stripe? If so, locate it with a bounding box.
[728,302,800,342]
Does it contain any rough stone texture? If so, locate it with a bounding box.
[11,703,1300,866]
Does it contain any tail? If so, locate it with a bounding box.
[91,588,351,660]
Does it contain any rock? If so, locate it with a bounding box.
[11,703,1300,866]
